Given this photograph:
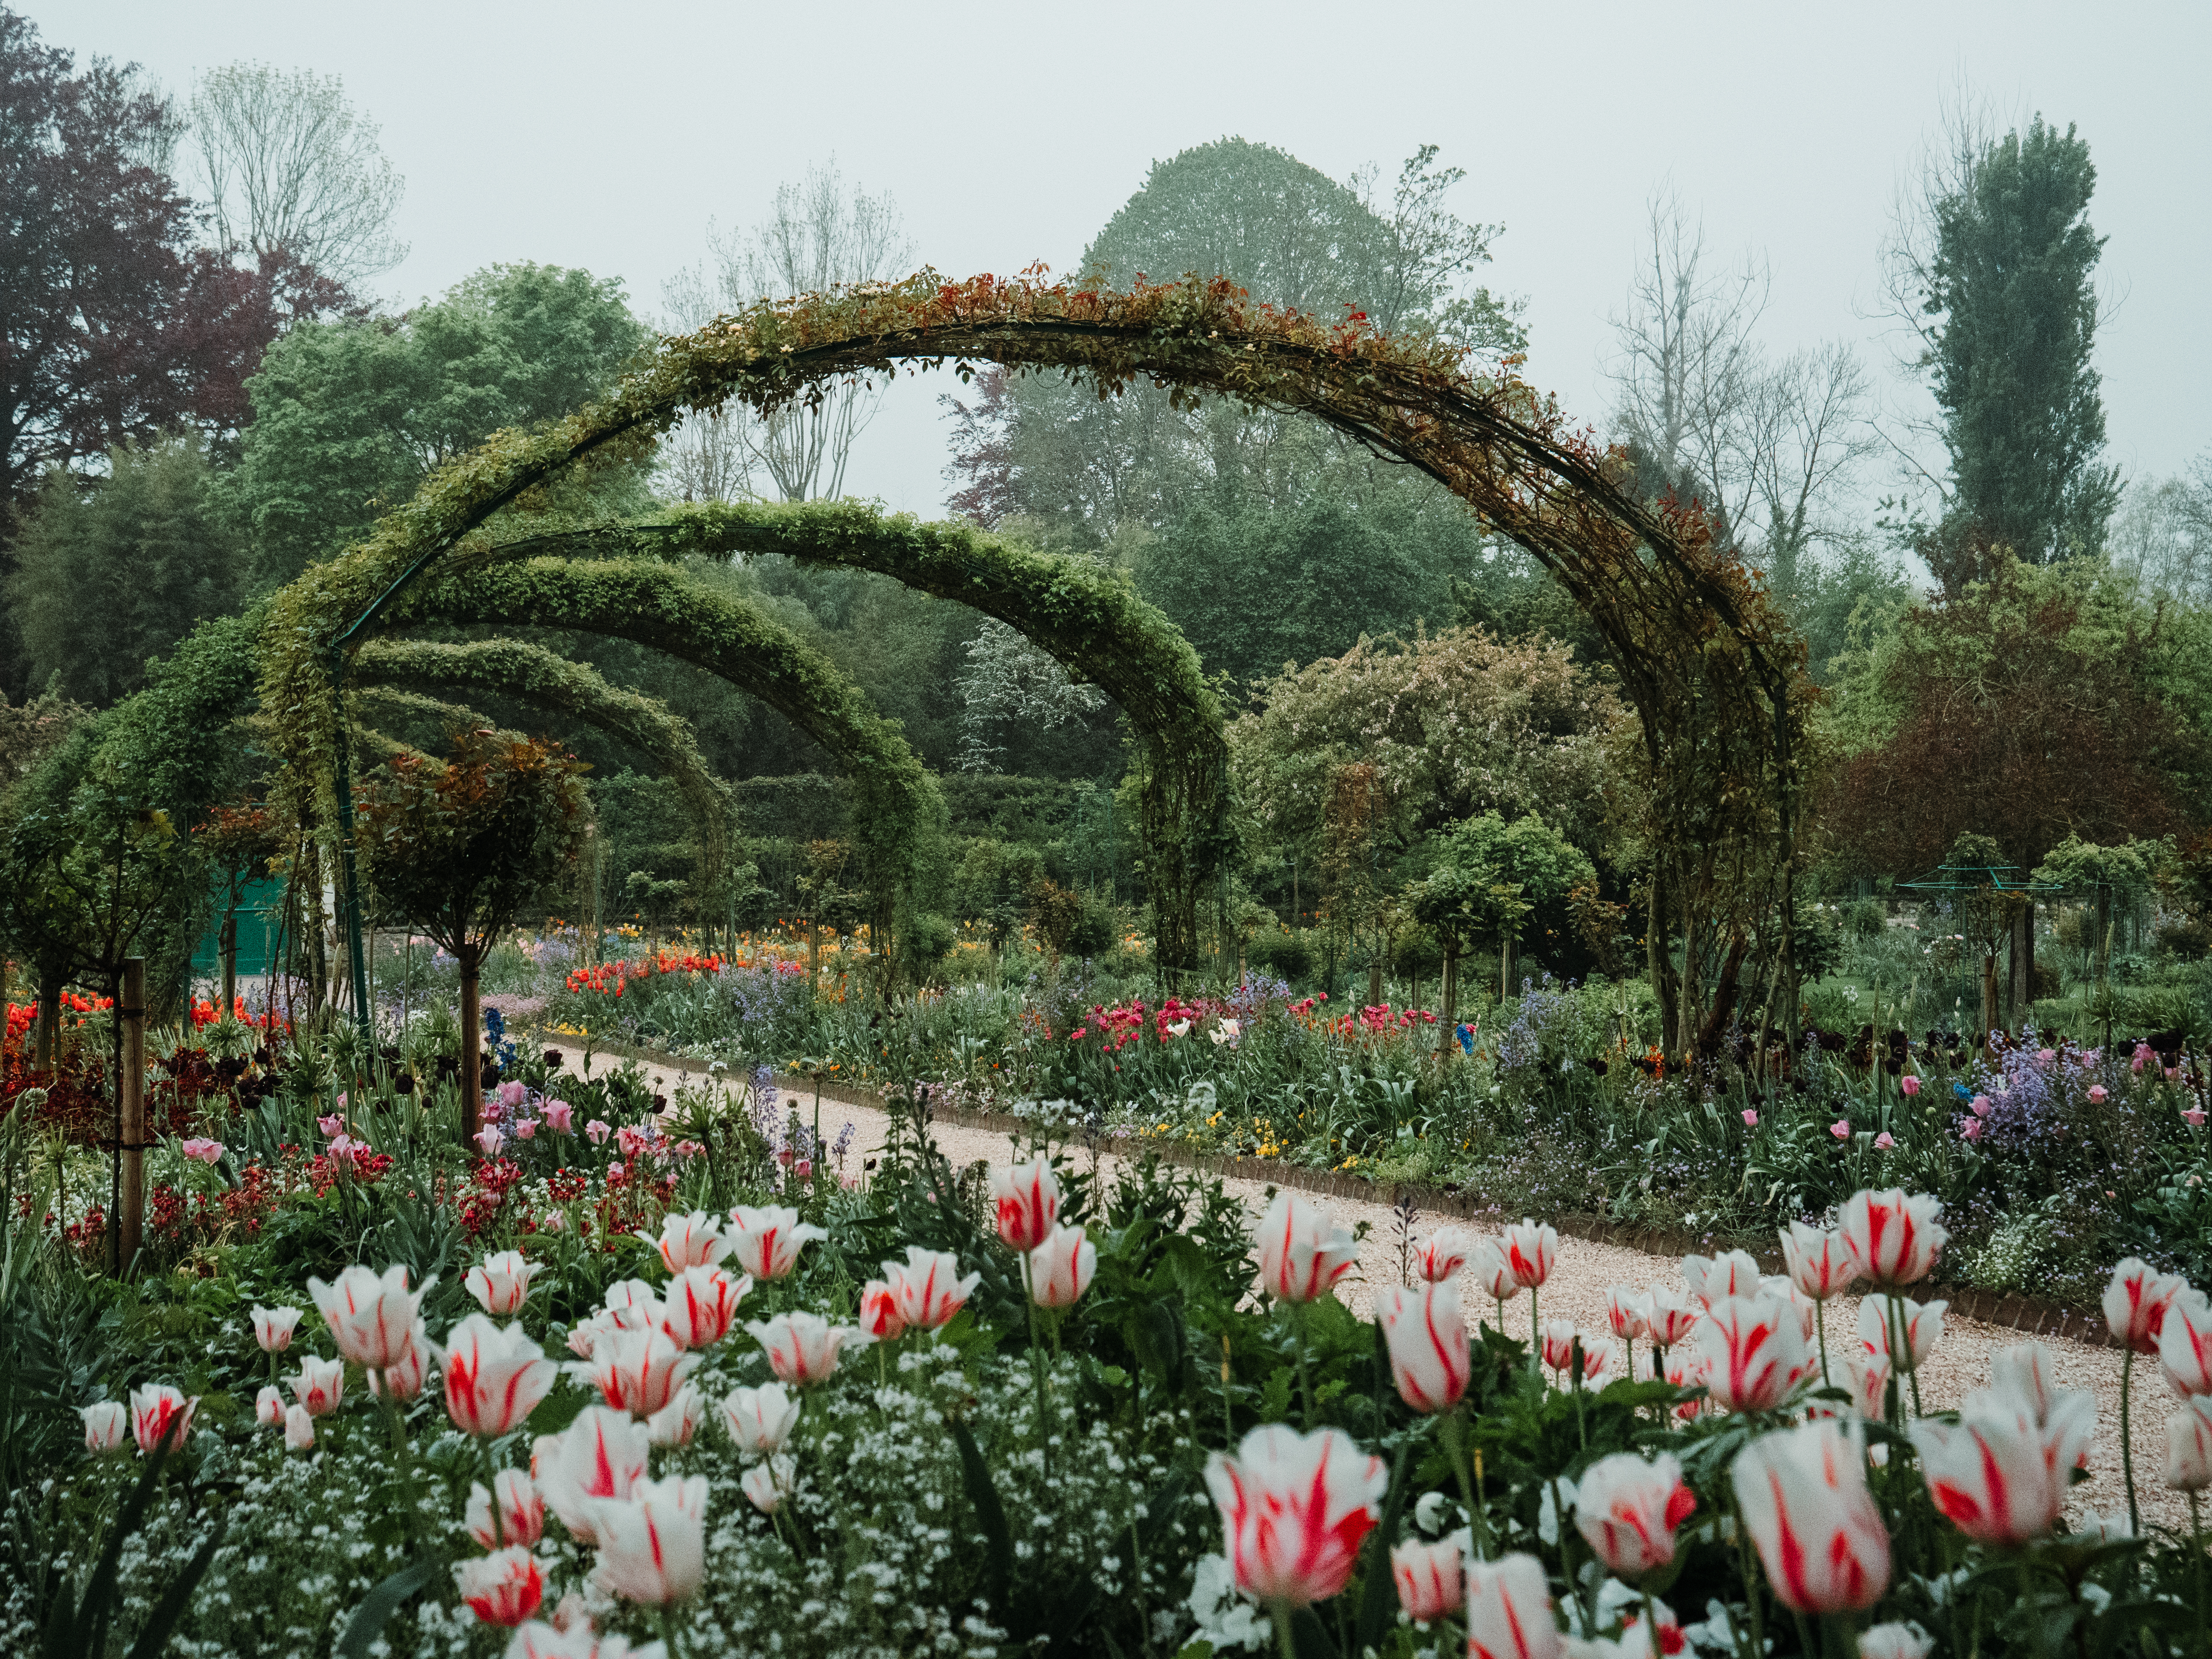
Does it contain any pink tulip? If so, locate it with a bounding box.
[2104,1258,2188,1356]
[1731,1418,1892,1614]
[1576,1451,1696,1577]
[499,1080,528,1112]
[290,1354,345,1418]
[535,1407,649,1545]
[2087,1085,2108,1106]
[1873,1132,1895,1150]
[284,1401,315,1451]
[1254,1191,1359,1304]
[1029,1224,1097,1309]
[1205,1423,1387,1608]
[1682,1249,1763,1309]
[1970,1094,1993,1118]
[1779,1222,1860,1302]
[576,1324,700,1418]
[1464,1553,1562,1659]
[1470,1236,1523,1304]
[254,1385,284,1428]
[719,1381,800,1453]
[1697,1295,1815,1412]
[1959,1118,1985,1143]
[180,1137,224,1165]
[1605,1285,1652,1343]
[513,1118,537,1141]
[990,1155,1061,1254]
[1831,1120,1851,1139]
[308,1263,431,1371]
[1859,1294,1946,1373]
[647,1381,704,1447]
[2188,1107,2207,1128]
[472,1126,504,1158]
[1501,1218,1557,1290]
[541,1099,574,1133]
[746,1311,864,1386]
[640,1210,730,1274]
[128,1385,196,1456]
[1742,1109,1760,1127]
[2165,1397,2212,1492]
[1645,1286,1702,1350]
[444,1314,559,1435]
[251,1304,302,1353]
[616,1125,649,1158]
[726,1205,828,1281]
[1900,1075,1921,1097]
[585,1119,612,1145]
[1391,1537,1464,1622]
[857,1279,907,1341]
[466,1249,542,1316]
[81,1401,128,1453]
[367,1324,433,1400]
[454,1545,544,1628]
[1838,1188,1947,1287]
[1380,1281,1471,1413]
[659,1264,748,1349]
[2159,1290,2212,1396]
[1909,1391,2070,1545]
[885,1246,982,1330]
[317,1113,345,1137]
[585,1473,708,1606]
[1412,1225,1477,1284]
[468,1469,544,1549]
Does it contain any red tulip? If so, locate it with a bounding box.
[454,1545,544,1627]
[1205,1423,1387,1608]
[1391,1537,1464,1622]
[990,1155,1061,1253]
[1380,1281,1470,1413]
[856,1278,907,1341]
[1464,1553,1562,1659]
[444,1314,559,1435]
[1575,1451,1696,1577]
[1837,1189,1947,1287]
[1731,1418,1892,1614]
[1254,1192,1359,1304]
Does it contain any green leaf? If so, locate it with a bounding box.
[334,1561,436,1659]
[949,1418,1013,1615]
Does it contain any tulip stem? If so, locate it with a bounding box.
[1727,1484,1766,1659]
[1529,1288,1541,1375]
[1291,1302,1316,1430]
[1270,1600,1297,1659]
[2120,1348,2140,1537]
[1814,1298,1830,1389]
[2192,1491,2207,1628]
[1442,1410,1490,1561]
[480,1438,505,1546]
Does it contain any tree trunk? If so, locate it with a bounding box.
[1441,949,1458,1057]
[2009,899,2036,1020]
[460,942,483,1144]
[1646,865,1679,1055]
[219,905,239,1020]
[118,958,145,1275]
[33,969,61,1071]
[1979,951,1999,1048]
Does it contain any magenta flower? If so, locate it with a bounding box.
[1900,1076,1921,1098]
[1874,1132,1895,1150]
[1830,1121,1851,1140]
[1743,1109,1759,1127]
[2088,1085,2109,1105]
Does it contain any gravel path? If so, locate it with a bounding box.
[555,1045,2189,1533]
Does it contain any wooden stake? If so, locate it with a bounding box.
[119,957,146,1272]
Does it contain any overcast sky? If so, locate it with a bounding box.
[36,0,2212,522]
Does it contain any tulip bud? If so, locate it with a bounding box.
[745,1311,865,1387]
[1412,1225,1477,1284]
[1205,1424,1386,1607]
[454,1545,544,1628]
[648,1381,704,1448]
[1837,1188,1947,1287]
[1501,1219,1557,1291]
[742,1454,797,1515]
[128,1384,197,1456]
[586,1474,709,1606]
[1254,1192,1359,1304]
[250,1304,302,1353]
[1779,1222,1861,1302]
[2160,1290,2212,1397]
[990,1155,1061,1254]
[726,1204,827,1280]
[2104,1257,2188,1355]
[283,1401,316,1451]
[1030,1224,1097,1309]
[467,1468,544,1549]
[856,1279,906,1341]
[290,1353,346,1418]
[1857,1295,1946,1374]
[445,1314,559,1435]
[1470,1236,1522,1304]
[465,1250,542,1316]
[720,1381,800,1453]
[2165,1396,2212,1492]
[1390,1537,1464,1622]
[1731,1418,1891,1614]
[1464,1554,1561,1659]
[885,1246,981,1330]
[1575,1451,1696,1577]
[1379,1281,1470,1413]
[80,1400,129,1454]
[658,1264,749,1349]
[1682,1249,1763,1309]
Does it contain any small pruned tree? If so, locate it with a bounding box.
[355,733,590,1138]
[1411,811,1596,1019]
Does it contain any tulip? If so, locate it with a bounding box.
[291,1354,345,1418]
[81,1401,128,1453]
[1254,1191,1359,1304]
[639,1210,729,1274]
[658,1264,748,1349]
[1391,1537,1464,1622]
[367,1323,434,1400]
[444,1314,559,1435]
[856,1279,906,1342]
[725,1204,827,1281]
[1858,1295,1946,1374]
[1540,1318,1581,1378]
[742,1454,797,1515]
[585,1118,612,1145]
[720,1381,800,1453]
[455,1545,544,1628]
[1502,1219,1557,1290]
[1859,1625,1933,1659]
[536,1407,650,1545]
[1412,1225,1479,1284]
[1577,1332,1618,1387]
[885,1246,983,1331]
[1665,1350,1714,1420]
[474,1126,505,1158]
[1575,1451,1696,1578]
[1843,1346,1891,1420]
[180,1137,224,1164]
[602,1279,664,1331]
[1779,1222,1860,1301]
[1909,1390,2069,1545]
[1682,1249,1763,1309]
[1205,1423,1387,1608]
[647,1381,704,1448]
[588,1474,709,1605]
[541,1100,574,1134]
[466,1250,543,1316]
[1380,1281,1471,1413]
[1730,1418,1892,1614]
[468,1468,544,1549]
[1757,1276,1817,1340]
[2105,1258,2187,1353]
[1604,1286,1651,1343]
[307,1263,431,1371]
[1464,1553,1562,1659]
[1838,1188,1947,1287]
[284,1401,315,1451]
[575,1324,699,1419]
[1644,1285,1702,1350]
[251,1304,303,1353]
[990,1154,1061,1254]
[501,1620,658,1659]
[2165,1396,2212,1491]
[1470,1236,1523,1305]
[1697,1295,1814,1413]
[2159,1290,2212,1397]
[1030,1223,1097,1309]
[746,1311,864,1387]
[254,1385,285,1428]
[129,1385,196,1456]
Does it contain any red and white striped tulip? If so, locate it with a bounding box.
[503,1617,634,1659]
[1697,1295,1814,1412]
[1645,1285,1703,1352]
[1605,1286,1652,1343]
[1205,1423,1387,1608]
[129,1385,196,1456]
[2104,1257,2188,1355]
[1540,1318,1581,1377]
[465,1250,542,1316]
[990,1155,1060,1254]
[250,1304,302,1353]
[587,1473,708,1606]
[639,1209,730,1274]
[576,1324,699,1419]
[658,1264,748,1349]
[81,1401,128,1453]
[1412,1225,1478,1284]
[601,1279,663,1331]
[1682,1249,1764,1309]
[1254,1191,1359,1304]
[1575,1451,1696,1578]
[1843,1346,1891,1420]
[254,1385,285,1428]
[1857,1295,1946,1373]
[1471,1236,1523,1304]
[886,1246,981,1330]
[307,1263,430,1371]
[1577,1332,1619,1387]
[291,1354,345,1417]
[746,1311,864,1387]
[725,1204,827,1281]
[454,1545,544,1627]
[647,1381,704,1448]
[1730,1418,1892,1614]
[1779,1222,1861,1301]
[1464,1553,1562,1659]
[467,1468,544,1549]
[284,1401,315,1451]
[856,1278,906,1341]
[2165,1396,2212,1491]
[1760,1276,1819,1342]
[1838,1189,1947,1288]
[1029,1223,1097,1309]
[367,1322,433,1401]
[719,1381,800,1454]
[1391,1537,1465,1622]
[742,1454,796,1515]
[1910,1385,2072,1545]
[2160,1290,2212,1397]
[1664,1349,1714,1420]
[1501,1219,1557,1291]
[444,1315,559,1435]
[1380,1281,1471,1413]
[536,1406,650,1545]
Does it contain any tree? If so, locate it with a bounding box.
[188,62,407,285]
[1411,810,1595,1019]
[952,618,1106,774]
[1882,112,2119,584]
[2109,458,2212,606]
[663,160,913,502]
[0,680,88,786]
[7,434,242,704]
[355,732,590,1138]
